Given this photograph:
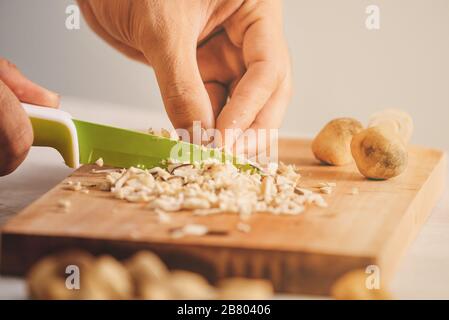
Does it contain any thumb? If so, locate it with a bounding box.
[147,42,215,134]
[0,58,59,108]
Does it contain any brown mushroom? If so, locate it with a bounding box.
[27,250,96,300]
[331,269,392,300]
[312,118,364,165]
[84,255,133,299]
[168,270,216,299]
[124,251,169,299]
[351,109,413,180]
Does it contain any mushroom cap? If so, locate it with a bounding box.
[351,127,408,180]
[84,255,133,299]
[27,250,95,299]
[312,118,364,166]
[168,270,216,299]
[331,269,392,300]
[124,251,169,299]
[369,109,414,144]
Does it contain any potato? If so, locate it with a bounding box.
[331,269,392,300]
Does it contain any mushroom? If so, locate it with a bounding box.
[312,118,364,166]
[124,251,169,299]
[351,109,413,180]
[168,270,216,299]
[330,269,392,300]
[27,250,96,300]
[27,251,135,300]
[84,255,134,299]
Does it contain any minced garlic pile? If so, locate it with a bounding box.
[98,159,328,218]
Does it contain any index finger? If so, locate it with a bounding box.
[0,58,59,108]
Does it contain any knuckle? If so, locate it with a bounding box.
[0,125,33,176]
[4,124,33,160]
[164,81,193,108]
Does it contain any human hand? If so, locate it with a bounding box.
[78,0,291,156]
[0,58,59,176]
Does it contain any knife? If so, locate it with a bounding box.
[23,103,236,170]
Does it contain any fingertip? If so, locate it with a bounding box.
[0,58,60,108]
[16,84,60,109]
[152,56,215,131]
[42,89,60,109]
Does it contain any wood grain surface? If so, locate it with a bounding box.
[1,139,446,295]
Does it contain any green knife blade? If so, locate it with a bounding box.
[73,119,229,169]
[24,103,253,171]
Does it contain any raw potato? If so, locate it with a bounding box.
[351,126,408,180]
[312,118,364,166]
[217,278,274,300]
[331,269,391,300]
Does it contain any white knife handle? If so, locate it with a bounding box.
[22,103,80,168]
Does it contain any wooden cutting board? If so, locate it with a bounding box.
[1,138,446,296]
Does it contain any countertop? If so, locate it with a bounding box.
[1,98,448,299]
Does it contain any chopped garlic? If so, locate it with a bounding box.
[237,222,251,233]
[91,168,121,174]
[98,181,112,191]
[317,182,337,188]
[319,186,333,195]
[57,199,71,211]
[102,158,329,217]
[66,181,83,191]
[170,224,209,238]
[183,224,209,236]
[148,127,179,140]
[155,209,172,223]
[95,157,104,167]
